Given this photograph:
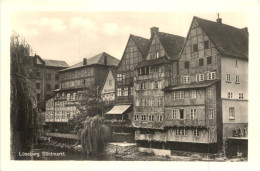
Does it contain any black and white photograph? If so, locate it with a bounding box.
[1,0,260,170]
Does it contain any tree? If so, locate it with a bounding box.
[68,85,113,154]
[10,32,38,159]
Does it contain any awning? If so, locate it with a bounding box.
[106,105,131,115]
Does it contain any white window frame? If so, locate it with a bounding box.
[226,74,231,82]
[141,115,146,121]
[148,115,154,121]
[117,88,122,96]
[207,72,216,80]
[123,87,128,96]
[190,90,197,99]
[117,74,122,81]
[136,99,140,106]
[157,115,163,121]
[172,109,179,119]
[179,91,185,99]
[190,108,197,119]
[193,129,200,137]
[235,75,240,83]
[228,92,233,99]
[209,108,214,119]
[134,115,139,121]
[229,107,235,119]
[183,76,191,83]
[196,74,204,82]
[172,92,177,100]
[239,93,244,99]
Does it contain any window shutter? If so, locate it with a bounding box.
[196,75,199,82]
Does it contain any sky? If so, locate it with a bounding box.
[10,12,248,66]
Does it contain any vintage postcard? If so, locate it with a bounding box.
[1,0,260,171]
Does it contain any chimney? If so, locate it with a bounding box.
[83,58,87,65]
[104,55,107,65]
[150,27,159,38]
[216,13,222,24]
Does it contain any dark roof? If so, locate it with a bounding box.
[131,35,150,55]
[164,79,220,91]
[44,59,69,68]
[60,52,120,72]
[135,56,174,69]
[157,32,185,60]
[194,16,248,60]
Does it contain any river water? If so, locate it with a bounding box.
[19,144,120,160]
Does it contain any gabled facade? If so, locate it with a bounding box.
[106,35,149,126]
[133,27,185,145]
[163,16,248,152]
[101,67,117,104]
[115,35,150,104]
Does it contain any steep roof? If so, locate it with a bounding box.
[157,32,185,60]
[100,67,117,92]
[44,59,69,68]
[131,35,150,56]
[194,16,248,60]
[60,52,120,72]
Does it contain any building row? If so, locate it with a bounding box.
[43,16,248,153]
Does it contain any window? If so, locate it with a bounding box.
[153,66,159,73]
[134,115,139,121]
[179,109,184,119]
[148,115,154,121]
[235,75,240,83]
[141,115,146,121]
[130,87,134,96]
[196,74,204,82]
[226,74,231,82]
[207,56,212,64]
[199,58,204,66]
[123,87,128,96]
[207,72,216,80]
[184,61,190,69]
[117,74,122,81]
[156,51,159,58]
[37,93,41,101]
[117,88,122,96]
[140,82,146,90]
[204,40,209,49]
[193,129,200,137]
[235,60,238,67]
[209,108,214,119]
[179,91,185,99]
[36,71,41,78]
[183,76,190,83]
[175,129,187,136]
[172,92,177,100]
[228,92,233,99]
[55,84,59,89]
[122,74,125,81]
[172,109,178,119]
[36,83,41,89]
[239,93,244,99]
[158,98,163,106]
[190,109,197,119]
[193,44,198,52]
[143,99,148,106]
[55,74,59,81]
[190,90,197,99]
[157,115,163,121]
[154,81,159,89]
[47,84,51,91]
[208,88,213,97]
[229,107,235,119]
[47,74,51,80]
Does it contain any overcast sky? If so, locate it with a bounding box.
[11,12,248,66]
